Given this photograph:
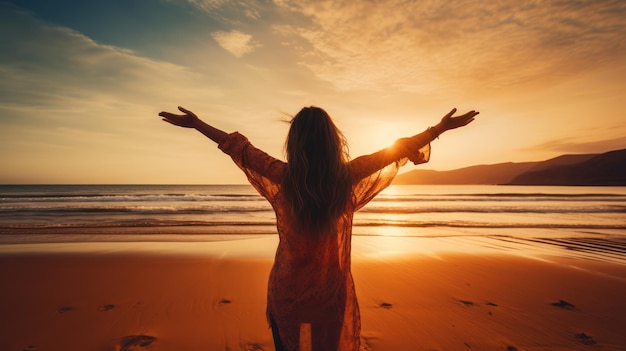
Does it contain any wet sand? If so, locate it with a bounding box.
[0,236,625,351]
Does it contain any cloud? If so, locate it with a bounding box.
[0,3,296,183]
[211,30,260,57]
[0,3,235,181]
[527,136,626,155]
[0,3,224,115]
[273,0,626,92]
[182,0,265,21]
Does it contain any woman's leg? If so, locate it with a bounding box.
[269,314,287,351]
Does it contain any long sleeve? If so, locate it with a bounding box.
[218,132,286,201]
[349,135,431,211]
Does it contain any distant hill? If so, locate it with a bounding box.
[508,149,626,185]
[393,149,625,186]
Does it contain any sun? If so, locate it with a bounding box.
[363,123,409,151]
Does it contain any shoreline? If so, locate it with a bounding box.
[2,232,626,264]
[1,236,625,350]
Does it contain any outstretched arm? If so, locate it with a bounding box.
[159,106,228,144]
[391,108,478,163]
[350,108,478,179]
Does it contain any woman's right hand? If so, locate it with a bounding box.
[159,106,201,128]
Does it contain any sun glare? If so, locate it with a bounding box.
[364,124,408,151]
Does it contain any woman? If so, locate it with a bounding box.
[159,106,477,351]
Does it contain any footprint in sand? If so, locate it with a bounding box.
[22,345,37,351]
[459,300,475,306]
[57,306,73,314]
[486,302,498,316]
[118,335,156,351]
[378,302,392,309]
[551,299,576,310]
[98,304,116,311]
[575,332,597,345]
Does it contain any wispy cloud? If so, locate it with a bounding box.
[0,2,291,183]
[0,3,233,180]
[273,0,626,92]
[1,0,625,183]
[182,0,265,21]
[0,3,222,115]
[527,136,626,155]
[211,30,260,57]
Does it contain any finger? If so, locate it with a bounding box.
[178,106,192,114]
[461,117,476,127]
[159,112,181,118]
[457,111,478,122]
[444,108,457,119]
[460,110,475,117]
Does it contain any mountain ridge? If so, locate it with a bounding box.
[393,149,625,186]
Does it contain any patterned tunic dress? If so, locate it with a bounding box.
[219,132,430,351]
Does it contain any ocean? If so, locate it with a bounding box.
[1,184,625,238]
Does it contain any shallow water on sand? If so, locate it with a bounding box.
[1,184,625,262]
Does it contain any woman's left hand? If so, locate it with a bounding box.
[436,108,479,134]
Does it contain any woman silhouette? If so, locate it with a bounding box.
[159,106,477,351]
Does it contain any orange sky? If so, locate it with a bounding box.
[1,1,625,184]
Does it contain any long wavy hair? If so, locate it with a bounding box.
[282,106,352,235]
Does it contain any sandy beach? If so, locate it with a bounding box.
[1,236,625,351]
